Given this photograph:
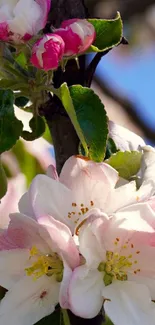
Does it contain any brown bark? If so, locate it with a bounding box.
[41,0,88,174]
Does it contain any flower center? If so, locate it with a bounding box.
[25,246,63,282]
[67,200,95,234]
[98,238,141,286]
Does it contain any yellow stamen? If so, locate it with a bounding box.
[25,246,63,281]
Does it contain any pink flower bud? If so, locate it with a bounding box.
[30,34,65,71]
[54,19,96,56]
[0,0,51,42]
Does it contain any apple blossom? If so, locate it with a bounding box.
[0,212,79,325]
[18,153,155,235]
[55,19,96,56]
[0,0,51,42]
[69,208,155,324]
[30,34,65,71]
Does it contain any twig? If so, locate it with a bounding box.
[85,37,128,87]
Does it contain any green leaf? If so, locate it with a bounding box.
[0,79,27,91]
[88,12,123,52]
[105,151,142,180]
[104,316,114,325]
[69,85,108,161]
[15,52,27,69]
[15,96,29,107]
[21,116,45,141]
[105,137,118,159]
[59,83,89,156]
[0,89,23,153]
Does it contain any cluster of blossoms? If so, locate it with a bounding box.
[0,0,96,71]
[0,125,155,325]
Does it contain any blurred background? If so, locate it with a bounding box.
[86,0,155,143]
[1,0,155,223]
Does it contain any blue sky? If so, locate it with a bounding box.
[95,45,155,131]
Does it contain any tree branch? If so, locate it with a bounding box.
[41,0,88,174]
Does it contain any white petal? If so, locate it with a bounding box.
[59,258,72,309]
[128,275,155,300]
[18,191,35,218]
[60,156,118,212]
[103,281,155,325]
[69,265,103,318]
[29,174,73,228]
[38,215,80,269]
[78,209,108,267]
[0,275,60,325]
[106,181,137,214]
[109,121,145,151]
[0,249,29,289]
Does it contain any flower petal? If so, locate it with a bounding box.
[0,275,59,325]
[69,265,103,318]
[29,174,73,228]
[60,156,118,214]
[35,0,51,30]
[59,258,72,309]
[18,191,35,218]
[106,181,137,214]
[46,165,59,180]
[60,156,118,191]
[0,249,29,289]
[109,121,145,151]
[103,281,155,325]
[5,213,51,253]
[78,209,108,267]
[38,215,80,269]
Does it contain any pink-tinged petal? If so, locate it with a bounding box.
[46,165,59,180]
[59,259,72,309]
[103,281,155,325]
[0,275,59,325]
[117,202,155,240]
[108,121,145,151]
[0,249,29,290]
[31,34,65,71]
[38,215,80,269]
[29,174,73,229]
[18,192,35,219]
[56,19,95,56]
[147,196,155,212]
[77,209,108,267]
[103,203,155,251]
[35,0,51,30]
[60,156,118,190]
[105,181,137,214]
[69,265,103,318]
[2,213,50,253]
[60,156,118,211]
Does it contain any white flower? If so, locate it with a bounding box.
[0,212,79,325]
[19,154,155,234]
[69,208,155,324]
